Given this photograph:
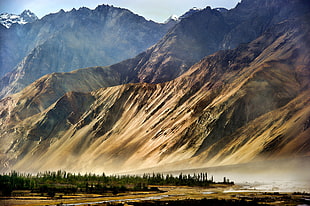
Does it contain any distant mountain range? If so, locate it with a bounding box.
[0,5,174,98]
[0,0,309,173]
[0,10,38,28]
[2,0,306,99]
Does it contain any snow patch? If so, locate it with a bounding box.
[0,10,38,28]
[164,14,179,23]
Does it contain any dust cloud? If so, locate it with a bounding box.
[127,157,310,192]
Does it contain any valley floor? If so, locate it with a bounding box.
[1,185,309,206]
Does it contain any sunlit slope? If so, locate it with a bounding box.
[1,0,307,125]
[2,0,307,100]
[1,17,309,173]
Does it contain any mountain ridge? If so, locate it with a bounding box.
[0,14,309,173]
[3,0,307,99]
[0,10,38,28]
[0,4,173,97]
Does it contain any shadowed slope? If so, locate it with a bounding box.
[0,5,172,98]
[2,0,307,123]
[2,0,308,100]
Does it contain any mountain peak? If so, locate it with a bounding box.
[20,9,38,22]
[164,14,179,23]
[179,7,203,20]
[0,10,38,28]
[95,4,114,11]
[21,9,35,16]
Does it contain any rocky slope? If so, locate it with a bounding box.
[124,0,310,84]
[4,0,307,121]
[2,0,307,99]
[0,5,172,97]
[0,14,309,173]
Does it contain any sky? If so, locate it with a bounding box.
[0,0,241,23]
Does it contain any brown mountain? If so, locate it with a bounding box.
[3,0,307,124]
[0,15,309,173]
[2,0,307,101]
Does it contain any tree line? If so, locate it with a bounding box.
[0,170,233,196]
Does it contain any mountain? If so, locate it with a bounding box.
[103,0,310,85]
[179,7,203,20]
[0,10,38,28]
[0,3,309,173]
[2,0,306,99]
[0,5,173,97]
[164,15,179,24]
[214,8,228,13]
[165,7,203,23]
